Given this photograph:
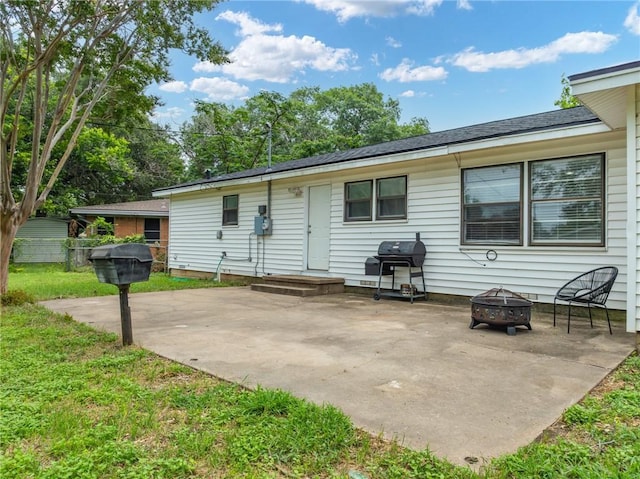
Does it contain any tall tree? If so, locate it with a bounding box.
[0,0,227,293]
[182,91,294,179]
[555,74,581,109]
[122,119,185,199]
[182,84,430,179]
[41,127,133,215]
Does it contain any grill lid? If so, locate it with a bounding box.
[376,239,426,267]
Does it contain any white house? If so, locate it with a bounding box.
[154,61,640,336]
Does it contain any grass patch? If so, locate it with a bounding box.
[7,263,243,301]
[2,263,638,477]
[1,304,475,478]
[484,353,640,478]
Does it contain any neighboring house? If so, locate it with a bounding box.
[70,199,170,246]
[153,61,640,335]
[14,217,69,263]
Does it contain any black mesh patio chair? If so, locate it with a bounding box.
[553,266,618,334]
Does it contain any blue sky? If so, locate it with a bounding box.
[150,0,640,132]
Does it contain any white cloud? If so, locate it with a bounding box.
[386,36,402,48]
[216,10,283,36]
[300,0,472,22]
[301,0,403,22]
[214,11,357,83]
[190,77,250,101]
[400,90,416,97]
[150,107,186,121]
[193,61,221,73]
[379,58,448,82]
[159,81,188,93]
[624,2,640,35]
[406,0,443,16]
[451,31,618,72]
[227,34,355,82]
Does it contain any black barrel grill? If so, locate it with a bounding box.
[365,233,427,303]
[376,239,426,267]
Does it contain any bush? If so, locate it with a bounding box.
[1,290,36,306]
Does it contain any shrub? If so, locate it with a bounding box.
[1,290,36,306]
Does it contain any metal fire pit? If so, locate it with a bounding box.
[470,287,532,335]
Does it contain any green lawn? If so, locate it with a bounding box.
[6,263,243,301]
[1,264,638,478]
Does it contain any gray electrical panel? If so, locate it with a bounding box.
[254,216,272,236]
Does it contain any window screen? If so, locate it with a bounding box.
[377,176,407,220]
[344,180,372,221]
[462,164,522,245]
[530,154,603,245]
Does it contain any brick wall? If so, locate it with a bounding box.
[85,215,169,243]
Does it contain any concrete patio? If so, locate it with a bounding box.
[42,287,635,467]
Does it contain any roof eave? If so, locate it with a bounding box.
[570,62,640,129]
[70,209,168,217]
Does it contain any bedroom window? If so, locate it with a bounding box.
[377,176,407,220]
[530,154,604,245]
[222,195,238,226]
[344,176,407,222]
[344,180,373,221]
[462,164,522,245]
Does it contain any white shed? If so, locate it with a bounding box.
[14,217,69,263]
[154,61,640,339]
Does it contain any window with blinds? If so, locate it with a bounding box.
[530,154,604,245]
[462,164,522,245]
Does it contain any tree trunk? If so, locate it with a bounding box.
[0,212,20,294]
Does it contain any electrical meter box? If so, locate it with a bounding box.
[254,216,272,236]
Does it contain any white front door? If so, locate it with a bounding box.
[307,184,331,270]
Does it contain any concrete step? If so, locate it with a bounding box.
[251,275,345,296]
[251,283,320,297]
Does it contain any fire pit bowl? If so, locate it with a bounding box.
[470,288,532,335]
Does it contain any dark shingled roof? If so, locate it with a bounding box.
[568,60,640,82]
[155,106,600,192]
[70,199,169,216]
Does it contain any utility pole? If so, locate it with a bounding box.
[266,122,272,172]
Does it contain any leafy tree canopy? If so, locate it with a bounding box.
[555,74,581,109]
[181,84,431,180]
[0,0,227,293]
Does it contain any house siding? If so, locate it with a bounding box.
[14,218,68,263]
[167,130,628,310]
[327,132,626,308]
[168,180,308,276]
[635,84,640,331]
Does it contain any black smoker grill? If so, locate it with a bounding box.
[365,233,427,303]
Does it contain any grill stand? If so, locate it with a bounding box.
[373,259,427,303]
